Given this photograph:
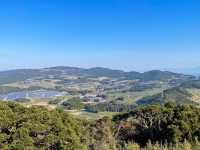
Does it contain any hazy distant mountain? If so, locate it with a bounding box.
[0,69,42,84]
[137,70,192,81]
[82,67,125,78]
[0,66,195,84]
[44,66,84,75]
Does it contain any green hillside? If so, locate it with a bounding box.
[136,80,200,105]
[0,69,42,84]
[136,87,196,105]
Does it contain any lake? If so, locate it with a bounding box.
[0,90,67,100]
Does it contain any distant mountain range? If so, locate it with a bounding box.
[40,66,196,82]
[0,66,195,84]
[1,66,200,107]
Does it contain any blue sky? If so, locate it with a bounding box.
[0,0,200,72]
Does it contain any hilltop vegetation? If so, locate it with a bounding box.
[0,101,199,150]
[113,103,200,146]
[0,101,87,150]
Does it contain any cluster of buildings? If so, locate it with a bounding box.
[79,86,107,103]
[80,93,107,103]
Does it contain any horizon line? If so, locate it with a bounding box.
[0,65,199,75]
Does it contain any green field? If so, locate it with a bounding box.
[66,110,120,120]
[107,88,164,104]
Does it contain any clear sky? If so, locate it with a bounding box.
[0,0,200,72]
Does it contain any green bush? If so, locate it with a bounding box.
[0,101,87,149]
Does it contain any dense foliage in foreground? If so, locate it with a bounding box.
[0,102,87,149]
[0,101,199,150]
[113,103,200,146]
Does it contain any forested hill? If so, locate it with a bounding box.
[137,79,200,105]
[137,87,195,105]
[0,101,199,149]
[0,66,194,84]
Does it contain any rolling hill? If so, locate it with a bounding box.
[136,79,200,105]
[0,66,194,84]
[136,87,194,105]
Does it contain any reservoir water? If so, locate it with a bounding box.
[0,90,66,100]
